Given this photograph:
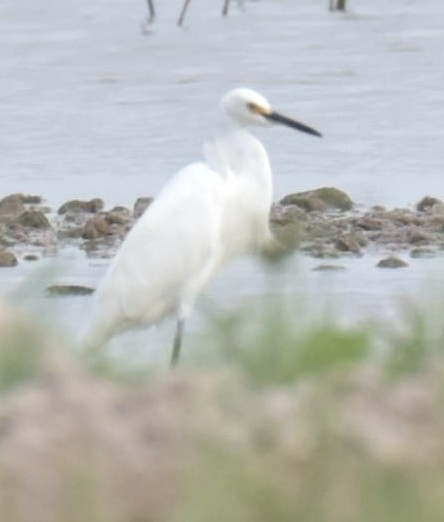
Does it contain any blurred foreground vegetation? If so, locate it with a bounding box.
[1,297,444,522]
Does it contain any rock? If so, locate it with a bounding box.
[133,197,153,219]
[58,198,104,215]
[354,216,385,231]
[3,224,29,243]
[0,194,43,218]
[14,210,51,229]
[409,248,437,259]
[416,196,444,212]
[304,215,342,241]
[384,209,422,226]
[0,236,15,248]
[21,194,43,204]
[46,284,95,296]
[0,250,18,267]
[428,215,444,231]
[105,207,132,226]
[376,256,408,268]
[4,189,444,262]
[280,187,354,212]
[302,243,341,259]
[406,227,434,245]
[24,254,39,262]
[334,234,363,255]
[0,194,25,215]
[312,264,346,271]
[270,203,306,227]
[82,215,111,239]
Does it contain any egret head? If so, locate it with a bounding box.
[221,88,272,126]
[221,87,322,137]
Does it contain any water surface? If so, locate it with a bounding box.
[1,0,444,357]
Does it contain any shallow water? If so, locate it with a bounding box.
[1,0,443,207]
[2,248,444,364]
[1,0,444,357]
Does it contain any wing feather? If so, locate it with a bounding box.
[87,162,225,345]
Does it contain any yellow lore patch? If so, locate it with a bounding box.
[247,102,271,116]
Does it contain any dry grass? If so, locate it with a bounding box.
[1,299,444,521]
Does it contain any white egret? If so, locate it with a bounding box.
[84,88,321,366]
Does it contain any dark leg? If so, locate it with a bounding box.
[222,0,230,16]
[170,319,185,367]
[177,0,192,26]
[146,0,156,22]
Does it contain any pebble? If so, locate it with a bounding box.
[312,264,346,271]
[57,198,104,215]
[14,210,51,229]
[46,285,95,296]
[376,256,409,269]
[0,250,18,267]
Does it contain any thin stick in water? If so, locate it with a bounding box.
[177,0,192,26]
[146,0,156,22]
[222,0,230,16]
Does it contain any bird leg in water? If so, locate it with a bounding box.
[170,319,185,367]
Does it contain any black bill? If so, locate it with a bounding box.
[265,111,322,138]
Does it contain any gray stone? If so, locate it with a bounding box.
[82,216,110,239]
[0,194,25,215]
[0,250,18,267]
[24,254,39,262]
[312,264,346,271]
[58,198,104,215]
[14,210,51,229]
[416,196,444,212]
[133,197,154,219]
[46,284,95,296]
[334,234,362,255]
[409,248,437,259]
[280,187,354,212]
[376,256,408,268]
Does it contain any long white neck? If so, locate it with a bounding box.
[203,110,274,259]
[204,111,272,184]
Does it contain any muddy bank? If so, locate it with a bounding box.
[1,189,443,268]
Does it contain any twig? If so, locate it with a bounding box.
[222,0,231,16]
[177,0,192,26]
[146,0,156,22]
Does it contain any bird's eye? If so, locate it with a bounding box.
[247,102,262,114]
[247,102,263,114]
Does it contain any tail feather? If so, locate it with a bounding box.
[81,312,116,353]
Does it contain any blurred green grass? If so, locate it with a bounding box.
[0,311,47,393]
[1,296,444,522]
[200,306,371,385]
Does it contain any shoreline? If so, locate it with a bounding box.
[1,188,443,271]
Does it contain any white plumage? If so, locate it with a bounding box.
[85,87,321,365]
